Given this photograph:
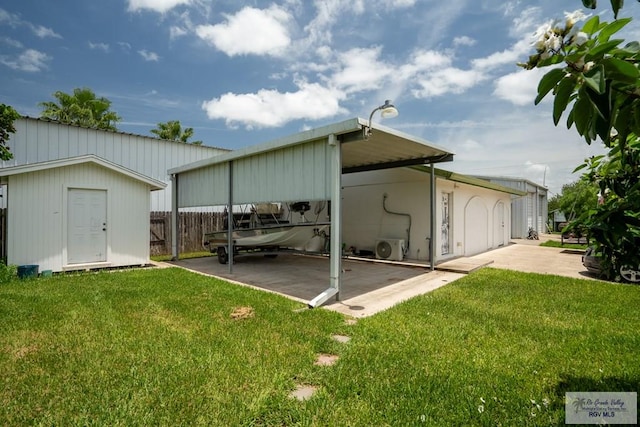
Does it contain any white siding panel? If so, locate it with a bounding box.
[176,138,332,207]
[2,118,227,211]
[7,162,152,272]
[234,139,331,203]
[177,163,230,207]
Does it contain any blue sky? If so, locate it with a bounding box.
[1,0,639,195]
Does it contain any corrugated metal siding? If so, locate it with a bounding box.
[7,162,152,272]
[177,138,332,207]
[178,163,230,208]
[1,118,227,210]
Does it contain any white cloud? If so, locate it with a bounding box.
[201,81,346,128]
[138,49,160,61]
[0,7,61,38]
[510,6,542,38]
[127,0,191,13]
[169,26,188,39]
[471,39,530,70]
[331,47,394,93]
[0,8,21,27]
[118,41,132,52]
[88,41,110,52]
[32,25,62,39]
[0,36,23,48]
[0,49,50,72]
[195,5,292,57]
[493,67,547,106]
[413,68,486,98]
[453,35,476,47]
[383,0,416,7]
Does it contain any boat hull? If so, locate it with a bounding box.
[204,223,330,250]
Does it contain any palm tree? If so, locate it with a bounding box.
[150,120,202,145]
[39,88,121,131]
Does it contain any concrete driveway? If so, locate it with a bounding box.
[438,238,595,280]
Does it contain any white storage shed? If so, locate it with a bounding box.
[0,155,166,273]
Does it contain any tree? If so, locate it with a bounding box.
[0,104,20,161]
[551,179,600,222]
[150,120,202,145]
[520,6,640,281]
[39,87,121,131]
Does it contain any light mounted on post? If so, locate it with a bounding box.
[365,100,398,139]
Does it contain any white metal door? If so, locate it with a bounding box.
[68,189,107,264]
[441,192,452,255]
[494,201,505,247]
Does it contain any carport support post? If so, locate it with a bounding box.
[430,164,435,271]
[170,174,179,261]
[308,133,341,308]
[227,160,234,273]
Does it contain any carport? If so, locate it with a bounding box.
[168,117,454,307]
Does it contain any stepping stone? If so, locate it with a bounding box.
[315,353,339,366]
[332,334,351,343]
[289,384,318,401]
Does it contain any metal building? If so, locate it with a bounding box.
[472,176,548,238]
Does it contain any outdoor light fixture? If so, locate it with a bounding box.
[365,100,398,138]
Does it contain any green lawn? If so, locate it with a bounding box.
[1,268,638,426]
[539,240,588,250]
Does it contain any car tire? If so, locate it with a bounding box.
[620,266,640,283]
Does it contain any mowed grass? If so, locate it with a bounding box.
[1,267,639,426]
[539,240,588,250]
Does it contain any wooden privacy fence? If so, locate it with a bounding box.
[150,211,224,256]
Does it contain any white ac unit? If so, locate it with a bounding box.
[375,238,405,261]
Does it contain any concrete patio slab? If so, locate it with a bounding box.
[165,236,598,318]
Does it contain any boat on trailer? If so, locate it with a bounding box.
[203,201,330,264]
[204,222,330,264]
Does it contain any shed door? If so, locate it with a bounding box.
[68,189,107,264]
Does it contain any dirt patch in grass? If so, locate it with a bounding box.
[230,306,254,320]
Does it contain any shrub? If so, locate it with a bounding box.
[0,262,17,283]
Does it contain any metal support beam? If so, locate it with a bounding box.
[170,174,179,261]
[227,161,234,274]
[430,164,436,271]
[309,133,341,308]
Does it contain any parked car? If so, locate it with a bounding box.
[582,247,640,283]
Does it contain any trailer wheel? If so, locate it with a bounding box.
[217,247,228,264]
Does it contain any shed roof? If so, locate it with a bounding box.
[169,117,454,175]
[0,155,167,190]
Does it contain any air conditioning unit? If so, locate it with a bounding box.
[375,238,405,261]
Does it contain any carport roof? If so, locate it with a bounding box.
[411,166,528,196]
[169,117,454,175]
